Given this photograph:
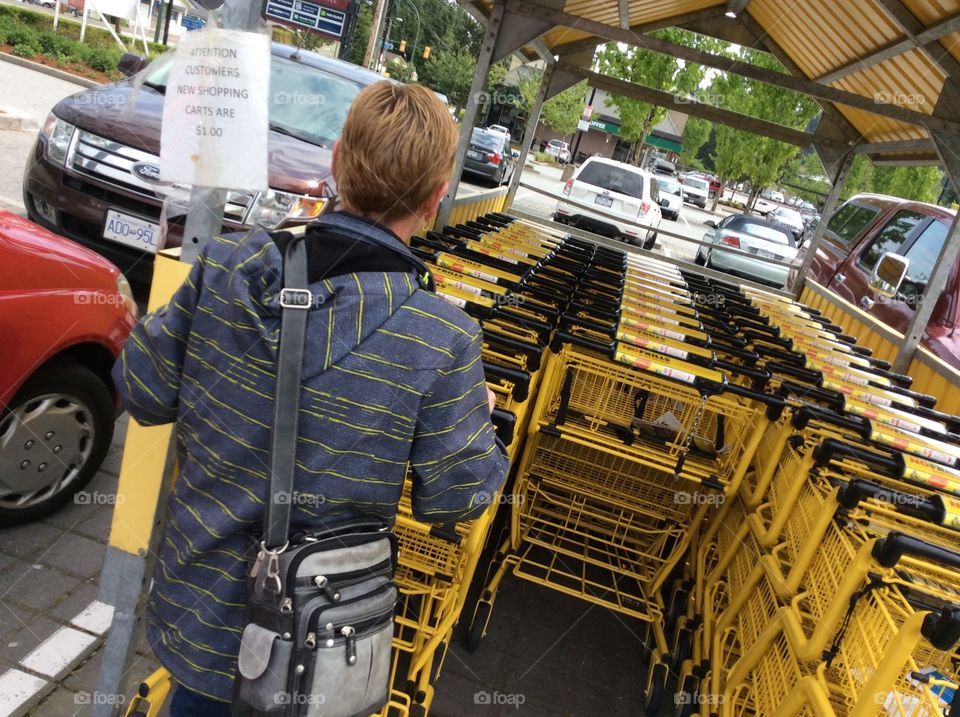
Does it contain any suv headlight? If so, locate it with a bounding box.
[41,113,76,166]
[247,190,327,230]
[116,273,138,319]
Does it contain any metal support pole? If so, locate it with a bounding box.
[161,0,173,45]
[892,210,960,372]
[436,2,505,228]
[363,0,388,70]
[506,60,554,208]
[791,150,854,297]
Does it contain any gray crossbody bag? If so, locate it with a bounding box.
[232,233,399,717]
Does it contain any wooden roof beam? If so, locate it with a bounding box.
[565,63,816,147]
[816,11,960,84]
[507,0,960,133]
[874,0,960,82]
[724,0,750,19]
[618,0,629,30]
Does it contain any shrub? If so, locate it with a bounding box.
[12,40,41,57]
[5,24,40,47]
[535,151,557,164]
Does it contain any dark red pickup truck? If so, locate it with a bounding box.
[793,193,959,369]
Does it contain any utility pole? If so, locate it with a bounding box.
[363,0,388,70]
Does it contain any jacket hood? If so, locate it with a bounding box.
[219,222,424,380]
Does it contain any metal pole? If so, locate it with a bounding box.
[363,0,388,70]
[436,2,505,228]
[93,2,267,710]
[791,150,854,297]
[152,0,163,43]
[506,61,554,207]
[892,202,960,372]
[161,0,173,44]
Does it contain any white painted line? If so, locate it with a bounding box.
[680,213,690,230]
[20,627,97,679]
[0,195,25,212]
[71,600,114,636]
[0,669,49,717]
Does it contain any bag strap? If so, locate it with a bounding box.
[263,236,311,551]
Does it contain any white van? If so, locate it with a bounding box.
[553,157,663,249]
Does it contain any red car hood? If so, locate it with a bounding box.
[0,210,120,291]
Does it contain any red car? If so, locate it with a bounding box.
[0,210,136,524]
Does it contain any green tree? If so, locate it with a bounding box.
[709,48,820,210]
[385,58,414,82]
[679,117,710,168]
[347,0,373,66]
[598,29,728,164]
[870,166,942,203]
[417,47,475,110]
[842,155,874,200]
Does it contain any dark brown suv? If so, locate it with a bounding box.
[22,43,386,284]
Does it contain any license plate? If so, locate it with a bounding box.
[756,248,776,259]
[594,195,613,207]
[103,210,160,253]
[466,150,483,160]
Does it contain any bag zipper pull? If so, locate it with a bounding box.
[341,625,356,666]
[305,631,316,649]
[249,549,266,578]
[265,551,283,595]
[313,575,341,602]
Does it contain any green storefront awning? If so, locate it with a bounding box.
[590,119,620,135]
[645,133,683,153]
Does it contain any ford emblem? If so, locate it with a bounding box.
[132,162,161,183]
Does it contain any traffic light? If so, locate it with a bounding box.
[422,46,431,59]
[398,39,406,53]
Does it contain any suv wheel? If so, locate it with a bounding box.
[0,361,114,525]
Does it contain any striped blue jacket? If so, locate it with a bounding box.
[112,217,509,701]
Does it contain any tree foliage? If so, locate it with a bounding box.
[679,117,711,168]
[597,29,727,163]
[709,48,819,207]
[417,47,475,109]
[870,166,942,204]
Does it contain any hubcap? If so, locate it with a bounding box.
[0,392,95,510]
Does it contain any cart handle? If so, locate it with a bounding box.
[883,384,938,409]
[550,330,616,358]
[720,382,786,420]
[491,408,516,447]
[836,478,941,524]
[791,406,871,437]
[777,379,843,408]
[769,363,827,388]
[558,314,617,339]
[812,437,901,473]
[709,342,761,365]
[713,360,770,391]
[873,532,960,573]
[483,363,531,403]
[483,333,544,373]
[428,524,462,545]
[913,406,960,435]
[921,607,960,651]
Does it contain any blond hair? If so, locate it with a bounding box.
[335,81,458,224]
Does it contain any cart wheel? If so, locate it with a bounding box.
[671,625,693,673]
[666,587,689,634]
[637,620,653,664]
[431,640,447,683]
[642,661,668,714]
[674,673,699,717]
[466,602,491,653]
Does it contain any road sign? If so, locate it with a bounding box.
[262,0,354,41]
[181,14,205,29]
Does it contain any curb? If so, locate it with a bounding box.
[0,111,27,130]
[0,52,101,89]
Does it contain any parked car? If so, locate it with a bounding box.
[23,44,387,286]
[696,213,798,287]
[462,127,515,187]
[487,124,510,138]
[0,210,136,524]
[680,175,709,208]
[793,193,960,369]
[544,139,572,163]
[652,158,676,176]
[654,175,683,221]
[768,205,806,242]
[554,157,663,248]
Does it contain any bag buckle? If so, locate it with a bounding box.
[279,288,312,309]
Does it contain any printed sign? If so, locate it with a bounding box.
[263,0,351,41]
[160,29,270,191]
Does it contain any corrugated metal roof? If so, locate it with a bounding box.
[472,0,960,163]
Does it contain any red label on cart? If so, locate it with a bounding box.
[871,427,959,467]
[616,331,689,360]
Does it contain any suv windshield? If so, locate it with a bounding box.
[143,53,364,148]
[577,162,644,199]
[685,178,708,191]
[656,178,681,195]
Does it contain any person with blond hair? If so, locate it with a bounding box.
[113,81,509,716]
